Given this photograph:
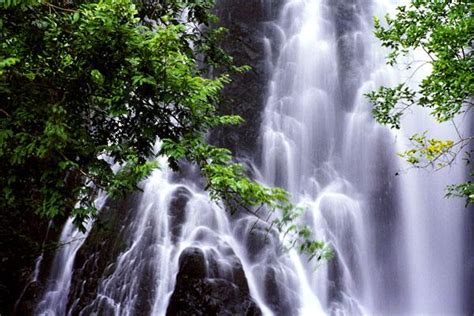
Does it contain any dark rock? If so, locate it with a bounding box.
[166,247,261,316]
[169,186,192,242]
[262,266,294,315]
[14,281,43,316]
[176,248,207,280]
[329,0,370,111]
[66,194,139,314]
[212,0,283,161]
[7,216,65,316]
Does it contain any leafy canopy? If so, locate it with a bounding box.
[367,0,473,204]
[0,0,330,261]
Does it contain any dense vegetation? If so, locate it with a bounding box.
[0,0,330,310]
[368,0,473,204]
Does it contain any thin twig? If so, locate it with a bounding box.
[0,108,10,117]
[44,2,77,12]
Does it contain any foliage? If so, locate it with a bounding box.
[0,0,329,277]
[1,0,228,228]
[398,132,455,166]
[367,0,474,204]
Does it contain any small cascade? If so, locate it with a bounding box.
[35,194,107,316]
[70,166,257,315]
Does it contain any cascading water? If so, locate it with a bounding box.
[260,0,469,314]
[260,0,397,313]
[33,0,470,315]
[35,194,107,316]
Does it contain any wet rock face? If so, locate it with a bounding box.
[169,186,192,242]
[9,218,65,316]
[212,0,283,159]
[66,194,139,314]
[166,247,262,316]
[327,0,370,111]
[233,218,297,315]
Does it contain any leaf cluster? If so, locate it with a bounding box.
[398,131,455,166]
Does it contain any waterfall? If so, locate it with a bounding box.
[261,0,395,313]
[260,0,468,314]
[33,0,470,315]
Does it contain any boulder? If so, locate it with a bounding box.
[166,247,261,316]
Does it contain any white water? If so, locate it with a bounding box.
[34,0,469,315]
[35,193,107,316]
[259,0,468,314]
